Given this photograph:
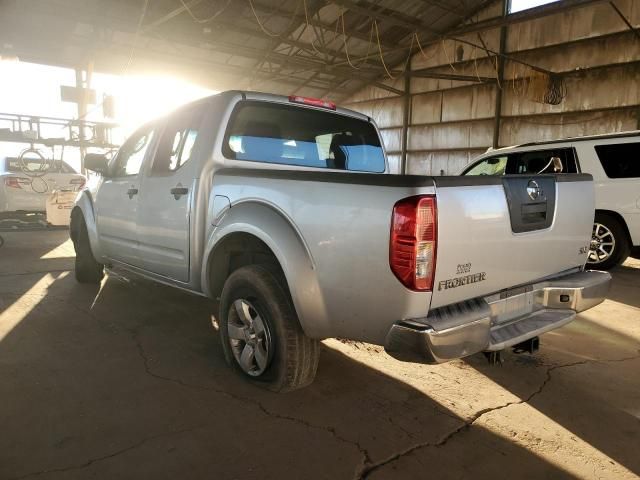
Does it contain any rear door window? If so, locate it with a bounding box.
[223,101,386,173]
[151,106,203,174]
[594,142,640,178]
[506,148,578,174]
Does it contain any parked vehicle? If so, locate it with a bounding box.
[71,91,610,391]
[0,155,86,213]
[461,131,640,269]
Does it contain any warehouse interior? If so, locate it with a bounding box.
[0,0,639,479]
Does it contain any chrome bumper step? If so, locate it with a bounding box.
[385,270,611,364]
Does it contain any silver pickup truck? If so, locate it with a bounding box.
[71,91,611,391]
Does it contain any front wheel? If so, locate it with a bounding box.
[219,265,320,392]
[71,211,104,284]
[587,213,630,270]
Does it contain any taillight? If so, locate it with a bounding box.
[288,95,336,110]
[70,178,86,188]
[390,195,437,291]
[4,177,31,189]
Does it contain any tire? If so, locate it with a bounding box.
[219,265,319,392]
[71,213,104,284]
[587,213,631,270]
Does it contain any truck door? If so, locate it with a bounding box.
[136,105,204,282]
[95,125,156,267]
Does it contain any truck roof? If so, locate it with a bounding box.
[507,130,640,149]
[206,90,371,123]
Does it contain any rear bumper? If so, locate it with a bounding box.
[0,189,46,212]
[384,270,611,363]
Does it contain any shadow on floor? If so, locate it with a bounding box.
[0,237,577,479]
[465,262,640,476]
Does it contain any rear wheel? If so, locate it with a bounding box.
[219,265,320,392]
[71,212,104,284]
[587,213,630,270]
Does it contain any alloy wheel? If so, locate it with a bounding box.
[588,222,615,264]
[227,298,273,376]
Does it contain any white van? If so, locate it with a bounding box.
[462,131,640,270]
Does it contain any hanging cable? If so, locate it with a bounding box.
[17,147,51,194]
[374,20,414,80]
[441,39,457,72]
[415,33,438,63]
[303,0,325,56]
[178,0,231,23]
[248,0,301,38]
[341,12,374,69]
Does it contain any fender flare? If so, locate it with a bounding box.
[72,191,105,261]
[202,200,330,339]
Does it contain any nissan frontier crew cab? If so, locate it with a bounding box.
[71,91,611,392]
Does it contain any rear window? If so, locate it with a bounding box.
[594,142,640,178]
[6,158,77,174]
[223,101,386,173]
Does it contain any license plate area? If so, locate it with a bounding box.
[485,285,536,326]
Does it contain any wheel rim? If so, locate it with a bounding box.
[588,222,616,264]
[227,298,272,377]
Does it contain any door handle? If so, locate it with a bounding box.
[170,186,189,200]
[127,188,138,199]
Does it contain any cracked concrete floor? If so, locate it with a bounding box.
[0,230,639,480]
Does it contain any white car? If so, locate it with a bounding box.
[0,156,86,213]
[461,131,640,269]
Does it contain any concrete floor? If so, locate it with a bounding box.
[0,230,638,480]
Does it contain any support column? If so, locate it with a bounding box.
[75,62,93,174]
[492,0,509,149]
[401,69,411,175]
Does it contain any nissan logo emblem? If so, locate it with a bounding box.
[527,180,541,200]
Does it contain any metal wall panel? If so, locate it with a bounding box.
[343,0,640,175]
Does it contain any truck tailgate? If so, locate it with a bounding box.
[430,174,594,309]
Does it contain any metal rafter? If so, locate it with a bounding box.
[253,0,325,78]
[247,0,398,49]
[448,0,608,37]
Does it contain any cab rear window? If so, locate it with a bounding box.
[223,101,386,173]
[594,142,640,178]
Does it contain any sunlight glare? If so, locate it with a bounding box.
[0,273,66,342]
[39,239,76,259]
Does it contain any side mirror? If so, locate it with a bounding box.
[84,153,110,176]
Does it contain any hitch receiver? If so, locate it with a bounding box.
[512,336,540,355]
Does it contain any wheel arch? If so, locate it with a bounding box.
[595,209,633,247]
[71,191,104,259]
[202,201,330,339]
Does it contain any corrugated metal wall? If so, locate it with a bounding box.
[342,0,640,175]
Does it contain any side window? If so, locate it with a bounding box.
[113,127,155,177]
[508,148,577,174]
[152,107,202,174]
[464,156,507,176]
[594,142,640,178]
